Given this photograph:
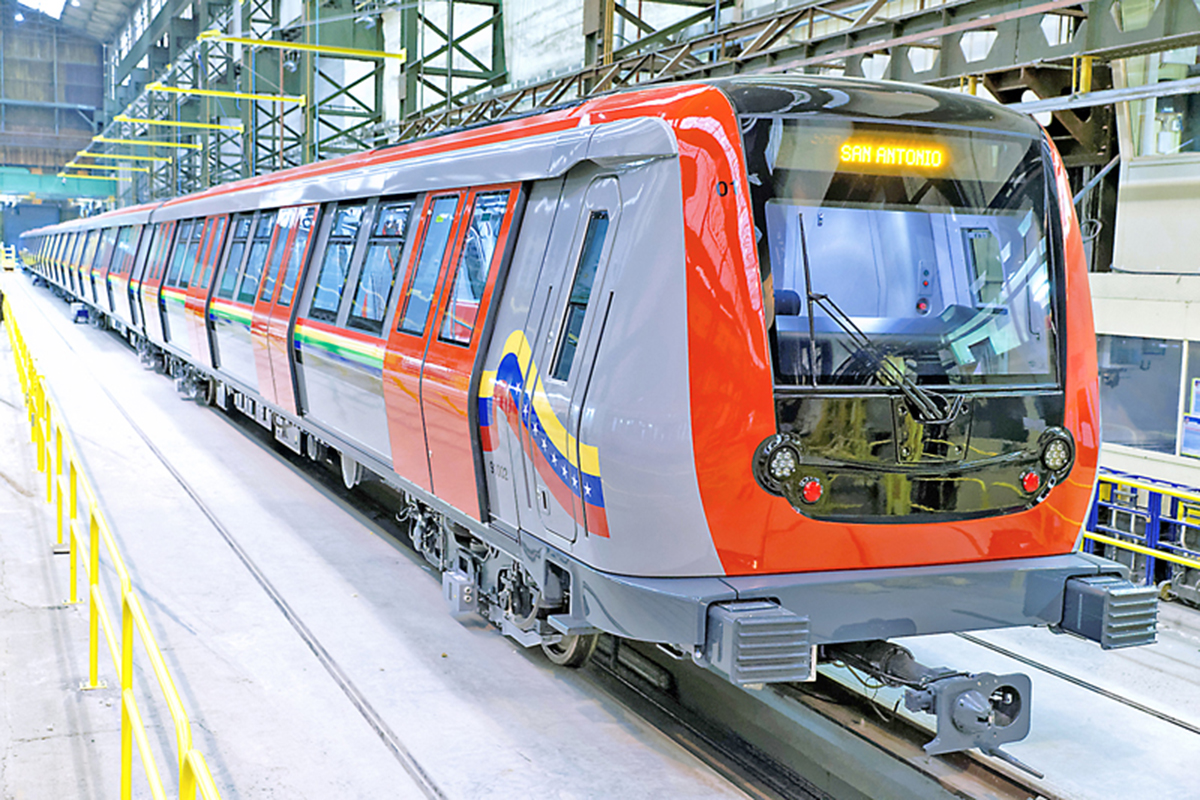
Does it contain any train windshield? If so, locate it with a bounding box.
[742,116,1058,389]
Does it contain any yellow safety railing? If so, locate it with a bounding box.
[1085,469,1200,581]
[2,292,222,800]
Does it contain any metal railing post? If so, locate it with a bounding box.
[1145,490,1162,586]
[88,510,101,688]
[121,592,134,800]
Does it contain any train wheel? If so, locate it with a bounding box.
[541,633,599,668]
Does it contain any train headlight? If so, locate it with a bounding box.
[769,446,799,481]
[1042,438,1070,472]
[1039,429,1075,475]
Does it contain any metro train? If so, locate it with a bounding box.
[20,76,1157,763]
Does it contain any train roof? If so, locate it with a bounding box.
[22,76,1040,239]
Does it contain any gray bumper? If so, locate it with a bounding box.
[571,551,1128,647]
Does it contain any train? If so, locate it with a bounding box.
[18,75,1158,765]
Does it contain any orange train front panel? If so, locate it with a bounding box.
[676,80,1099,577]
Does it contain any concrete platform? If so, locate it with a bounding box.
[0,272,748,799]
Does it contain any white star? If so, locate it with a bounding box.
[572,476,579,488]
[584,485,592,496]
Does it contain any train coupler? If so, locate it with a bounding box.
[826,640,1040,777]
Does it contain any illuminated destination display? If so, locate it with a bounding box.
[839,141,947,169]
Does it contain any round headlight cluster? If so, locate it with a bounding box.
[769,446,798,480]
[1039,429,1075,475]
[1042,438,1071,472]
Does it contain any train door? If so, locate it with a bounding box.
[139,222,175,348]
[250,205,317,411]
[521,176,620,542]
[127,224,154,331]
[212,211,275,393]
[184,215,228,370]
[296,198,414,462]
[209,213,254,371]
[161,220,203,357]
[92,228,118,311]
[418,186,522,518]
[383,192,465,492]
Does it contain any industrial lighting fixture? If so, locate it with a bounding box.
[58,173,131,182]
[145,81,307,107]
[196,29,406,61]
[75,151,172,163]
[65,162,150,174]
[355,14,377,28]
[113,114,244,132]
[92,135,202,150]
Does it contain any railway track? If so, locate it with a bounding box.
[15,273,1167,800]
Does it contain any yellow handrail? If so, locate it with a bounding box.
[3,291,222,800]
[1085,471,1200,572]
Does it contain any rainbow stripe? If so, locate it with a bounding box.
[162,286,188,306]
[294,319,386,376]
[481,329,607,536]
[209,298,253,328]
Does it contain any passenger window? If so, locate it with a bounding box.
[398,195,458,336]
[440,191,509,345]
[113,227,136,275]
[217,214,253,300]
[238,212,276,303]
[550,211,609,382]
[193,218,222,289]
[309,203,365,322]
[165,221,195,287]
[260,210,295,302]
[147,223,172,282]
[347,200,413,335]
[94,228,119,274]
[277,207,316,307]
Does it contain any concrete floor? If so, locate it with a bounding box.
[0,272,748,799]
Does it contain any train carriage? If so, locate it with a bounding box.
[19,76,1158,763]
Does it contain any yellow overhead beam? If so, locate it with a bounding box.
[114,114,244,132]
[75,151,172,163]
[65,162,151,174]
[146,81,306,107]
[197,29,407,62]
[58,173,131,182]
[93,135,202,150]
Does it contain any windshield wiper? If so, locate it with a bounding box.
[796,216,964,425]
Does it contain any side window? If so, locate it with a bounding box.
[277,207,317,307]
[146,223,173,282]
[94,228,119,275]
[259,210,294,302]
[113,227,136,275]
[193,217,227,290]
[347,200,413,334]
[217,214,253,300]
[81,230,100,274]
[131,225,153,280]
[439,191,509,345]
[398,195,458,336]
[550,211,609,382]
[166,221,195,287]
[238,212,276,303]
[309,203,365,322]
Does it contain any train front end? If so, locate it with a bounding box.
[681,78,1158,763]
